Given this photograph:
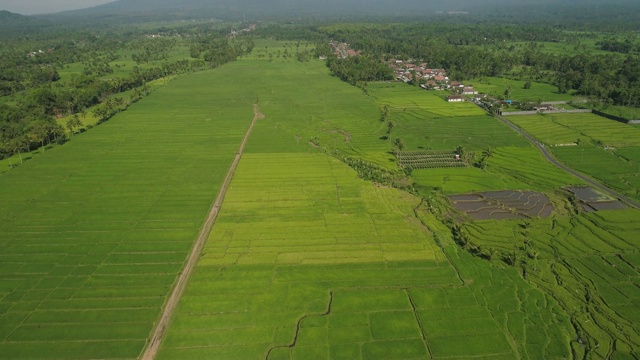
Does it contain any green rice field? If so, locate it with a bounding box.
[461,209,640,358]
[156,53,573,359]
[368,82,484,117]
[0,66,254,358]
[509,113,640,147]
[507,113,640,200]
[412,166,537,195]
[392,113,531,151]
[470,77,577,102]
[1,39,638,360]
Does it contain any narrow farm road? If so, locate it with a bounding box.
[141,104,263,360]
[494,112,640,209]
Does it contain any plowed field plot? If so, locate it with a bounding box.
[396,150,467,169]
[449,190,554,220]
[567,186,627,212]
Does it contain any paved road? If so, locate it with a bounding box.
[493,112,640,209]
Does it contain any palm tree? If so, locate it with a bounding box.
[386,121,395,135]
[66,116,82,136]
[8,136,28,164]
[394,138,404,152]
[482,147,493,158]
[380,105,390,122]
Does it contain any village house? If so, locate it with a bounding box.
[463,87,478,95]
[447,95,465,102]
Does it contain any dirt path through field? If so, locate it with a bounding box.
[141,104,263,360]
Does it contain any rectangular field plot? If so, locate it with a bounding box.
[412,167,529,194]
[202,153,448,266]
[238,59,390,157]
[471,77,575,102]
[368,82,485,117]
[553,146,640,198]
[0,67,255,358]
[509,113,640,147]
[489,147,583,190]
[393,112,530,151]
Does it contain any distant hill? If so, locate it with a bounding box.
[0,10,34,23]
[44,0,640,27]
[0,10,47,32]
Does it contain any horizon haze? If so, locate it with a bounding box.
[0,0,114,15]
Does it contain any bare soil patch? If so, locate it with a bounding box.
[567,186,627,212]
[449,190,554,220]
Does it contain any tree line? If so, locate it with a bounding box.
[306,23,640,107]
[0,22,255,163]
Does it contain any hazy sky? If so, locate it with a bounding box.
[0,0,114,15]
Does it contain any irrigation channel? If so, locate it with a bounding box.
[141,104,264,360]
[492,111,640,209]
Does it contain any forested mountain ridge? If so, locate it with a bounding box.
[48,0,640,26]
[0,10,44,29]
[0,10,31,21]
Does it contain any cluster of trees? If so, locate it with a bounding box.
[597,38,638,54]
[0,105,65,163]
[326,55,393,85]
[0,22,255,162]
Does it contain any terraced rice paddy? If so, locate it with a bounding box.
[411,167,530,195]
[449,191,554,220]
[392,113,531,151]
[488,147,583,191]
[461,209,640,358]
[509,112,640,147]
[369,74,639,357]
[506,113,640,200]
